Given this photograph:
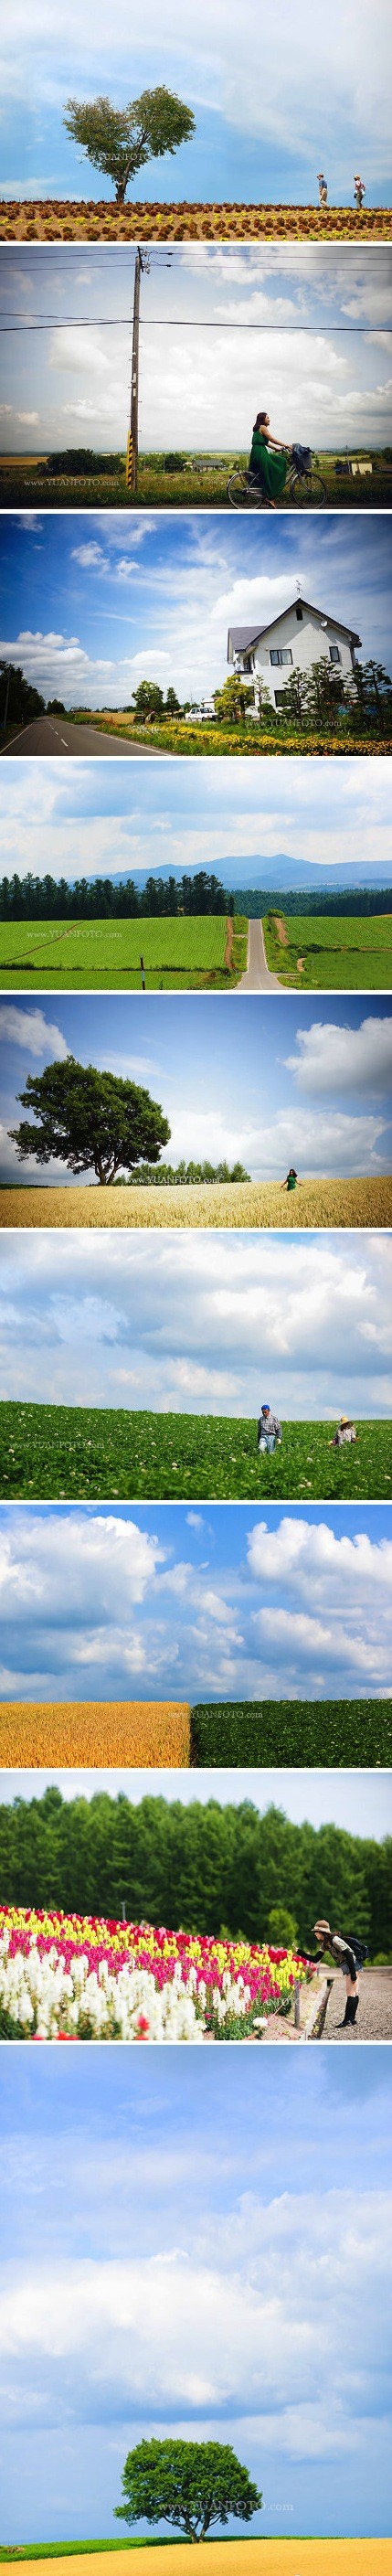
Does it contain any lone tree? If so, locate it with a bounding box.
[115,2437,262,2546]
[63,88,196,206]
[9,1058,171,1186]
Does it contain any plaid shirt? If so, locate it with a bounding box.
[258,1410,282,1439]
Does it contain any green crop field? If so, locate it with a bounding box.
[0,1405,389,1500]
[1,451,390,510]
[191,1698,392,1767]
[0,914,247,991]
[263,910,392,988]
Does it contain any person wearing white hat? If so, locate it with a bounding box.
[328,1416,357,1448]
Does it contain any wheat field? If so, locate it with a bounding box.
[1,1178,391,1231]
[11,2546,392,2576]
[0,1701,191,1767]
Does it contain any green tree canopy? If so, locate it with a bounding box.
[63,88,196,204]
[115,2437,262,2544]
[132,681,165,720]
[9,1057,171,1185]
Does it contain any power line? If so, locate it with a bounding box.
[0,315,389,331]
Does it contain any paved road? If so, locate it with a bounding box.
[2,716,164,758]
[324,1968,392,2042]
[238,916,281,990]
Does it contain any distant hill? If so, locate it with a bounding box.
[74,855,392,894]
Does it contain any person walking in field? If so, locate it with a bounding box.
[317,173,328,207]
[258,1402,282,1454]
[281,1166,302,1193]
[313,1919,368,2028]
[249,410,292,507]
[354,175,366,207]
[328,1415,357,1448]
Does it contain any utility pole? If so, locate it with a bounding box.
[126,248,150,497]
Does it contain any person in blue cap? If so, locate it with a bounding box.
[258,1403,282,1455]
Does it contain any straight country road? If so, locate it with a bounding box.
[1,716,164,758]
[238,915,281,990]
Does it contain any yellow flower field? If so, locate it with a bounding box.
[11,2545,392,2576]
[1,1178,391,1231]
[0,1701,191,1767]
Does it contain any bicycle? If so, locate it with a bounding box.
[227,452,327,509]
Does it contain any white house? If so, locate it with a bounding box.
[227,594,362,713]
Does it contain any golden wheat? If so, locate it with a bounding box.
[0,1700,191,1767]
[2,1177,391,1231]
[13,2546,392,2576]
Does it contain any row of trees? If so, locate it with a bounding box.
[229,886,392,917]
[1,1786,390,1956]
[215,657,392,733]
[0,869,228,921]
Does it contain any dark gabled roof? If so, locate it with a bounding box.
[228,596,362,657]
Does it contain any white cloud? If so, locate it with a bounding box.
[248,1514,392,1599]
[286,1015,392,1096]
[0,1006,68,1061]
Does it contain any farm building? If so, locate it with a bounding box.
[227,592,362,712]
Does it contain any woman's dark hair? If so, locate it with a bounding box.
[253,410,269,431]
[287,1166,297,1178]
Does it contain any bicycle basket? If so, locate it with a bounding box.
[291,443,312,473]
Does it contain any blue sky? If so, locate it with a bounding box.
[0,510,391,708]
[0,1499,391,1703]
[2,994,392,1187]
[2,1760,392,1837]
[1,245,392,453]
[1,2048,392,2542]
[1,0,391,206]
[1,753,391,882]
[0,1226,390,1420]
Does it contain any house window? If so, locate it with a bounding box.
[270,648,292,665]
[295,604,303,621]
[274,688,288,707]
[329,644,342,664]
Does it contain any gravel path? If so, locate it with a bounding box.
[324,1969,392,2041]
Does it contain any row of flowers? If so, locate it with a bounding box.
[0,1905,315,2043]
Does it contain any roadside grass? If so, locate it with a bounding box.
[1,198,390,240]
[191,1698,392,1768]
[0,913,247,991]
[1,452,391,509]
[0,1406,389,1500]
[1,1177,391,1230]
[263,910,392,988]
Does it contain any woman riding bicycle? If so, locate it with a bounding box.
[249,410,292,507]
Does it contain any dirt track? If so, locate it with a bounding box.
[2,1177,391,1230]
[0,1700,190,1767]
[12,2544,392,2576]
[324,1969,392,2042]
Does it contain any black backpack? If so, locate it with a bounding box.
[347,1933,369,1964]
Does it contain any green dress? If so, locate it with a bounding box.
[249,430,288,498]
[286,1173,297,1190]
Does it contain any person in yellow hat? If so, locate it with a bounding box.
[328,1416,357,1448]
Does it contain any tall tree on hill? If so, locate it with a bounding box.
[63,89,196,205]
[9,1057,171,1185]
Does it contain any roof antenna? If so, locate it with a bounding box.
[296,580,302,597]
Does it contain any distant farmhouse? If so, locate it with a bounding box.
[228,593,362,714]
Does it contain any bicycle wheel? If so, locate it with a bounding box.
[291,470,327,508]
[227,471,264,509]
